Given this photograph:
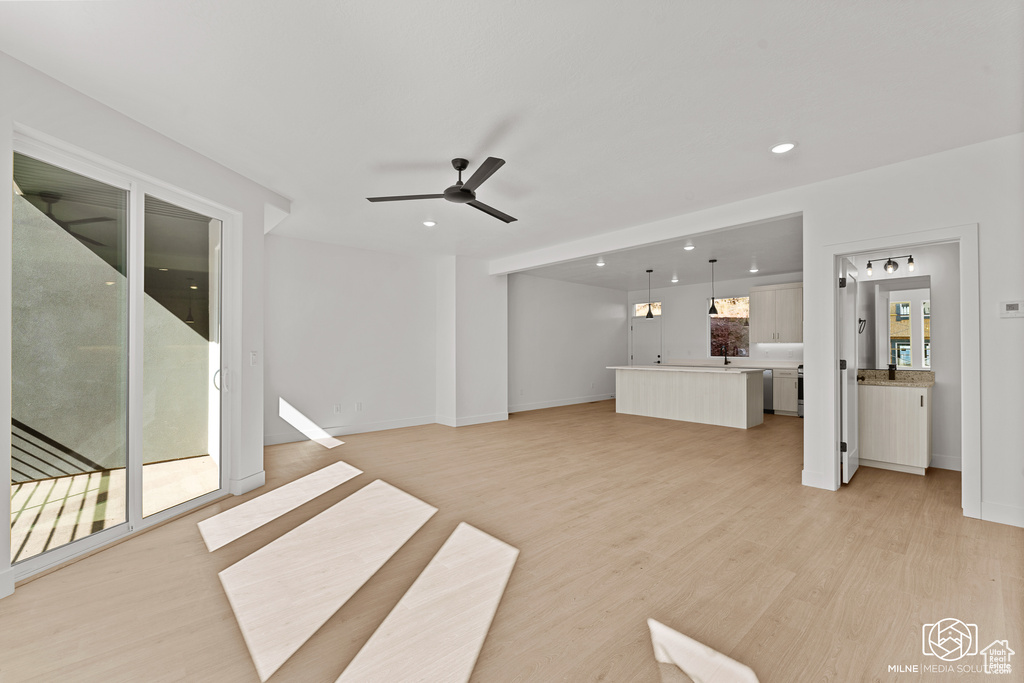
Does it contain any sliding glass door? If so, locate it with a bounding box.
[10,147,225,568]
[142,196,222,517]
[10,153,129,563]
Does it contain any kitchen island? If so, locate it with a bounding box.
[608,365,764,429]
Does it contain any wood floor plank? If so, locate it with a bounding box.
[219,479,436,681]
[198,459,362,551]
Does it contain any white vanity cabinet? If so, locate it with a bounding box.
[749,282,802,343]
[858,384,932,475]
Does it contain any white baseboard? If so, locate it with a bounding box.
[0,566,13,599]
[229,470,266,496]
[452,412,509,427]
[435,415,456,427]
[509,393,615,413]
[981,501,1024,529]
[264,414,437,446]
[802,469,837,491]
[929,453,962,471]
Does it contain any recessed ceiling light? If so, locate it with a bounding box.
[596,258,605,267]
[671,276,679,283]
[683,244,695,251]
[104,281,115,286]
[771,142,796,154]
[422,220,436,227]
[158,268,168,271]
[749,267,759,273]
[190,284,198,290]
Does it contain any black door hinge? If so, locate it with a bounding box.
[840,441,848,452]
[840,359,847,370]
[839,277,847,288]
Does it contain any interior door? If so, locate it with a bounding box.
[630,316,662,365]
[840,258,859,483]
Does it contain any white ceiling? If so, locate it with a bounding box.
[0,1,1020,262]
[520,214,802,291]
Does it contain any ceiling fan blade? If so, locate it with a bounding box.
[467,200,516,223]
[366,194,444,202]
[64,217,115,226]
[69,232,107,247]
[461,157,505,192]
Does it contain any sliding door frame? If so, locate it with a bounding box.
[8,129,241,581]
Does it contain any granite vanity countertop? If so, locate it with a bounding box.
[857,369,935,388]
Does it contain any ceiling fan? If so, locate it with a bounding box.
[367,157,517,223]
[35,191,114,247]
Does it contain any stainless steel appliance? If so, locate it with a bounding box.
[762,369,773,413]
[797,365,804,417]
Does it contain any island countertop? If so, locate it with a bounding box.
[609,365,763,428]
[607,365,763,374]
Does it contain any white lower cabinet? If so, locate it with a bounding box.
[857,384,932,475]
[773,369,799,415]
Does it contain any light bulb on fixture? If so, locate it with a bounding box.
[907,256,915,272]
[866,261,873,277]
[885,258,897,274]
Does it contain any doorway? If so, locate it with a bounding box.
[832,230,980,518]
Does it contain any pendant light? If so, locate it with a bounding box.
[708,259,719,315]
[186,279,195,324]
[645,269,654,319]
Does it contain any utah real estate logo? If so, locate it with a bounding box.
[887,617,1015,675]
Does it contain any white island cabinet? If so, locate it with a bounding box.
[608,366,764,429]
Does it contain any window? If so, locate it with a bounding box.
[709,296,749,357]
[634,302,662,317]
[889,300,912,367]
[922,300,930,368]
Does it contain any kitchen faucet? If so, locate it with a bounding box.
[723,343,730,365]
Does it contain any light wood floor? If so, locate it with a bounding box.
[2,401,1021,682]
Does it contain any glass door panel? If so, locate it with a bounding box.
[10,153,128,563]
[141,195,221,517]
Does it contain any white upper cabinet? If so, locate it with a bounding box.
[749,283,802,343]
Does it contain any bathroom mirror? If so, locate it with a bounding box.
[857,275,931,370]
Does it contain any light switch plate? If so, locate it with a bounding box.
[999,300,1023,318]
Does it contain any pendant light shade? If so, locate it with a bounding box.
[186,278,196,324]
[645,269,654,319]
[708,259,719,315]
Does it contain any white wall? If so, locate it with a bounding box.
[263,235,437,444]
[0,51,288,596]
[453,257,509,425]
[508,274,626,412]
[853,242,961,470]
[491,133,1024,528]
[627,272,804,364]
